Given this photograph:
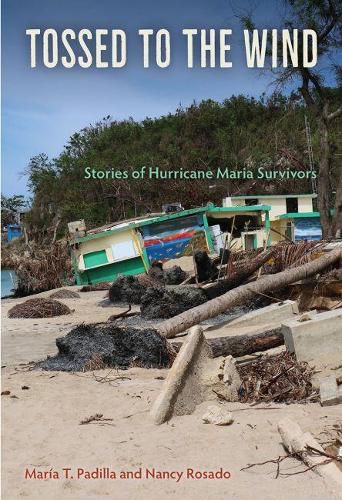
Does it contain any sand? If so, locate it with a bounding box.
[2,288,342,499]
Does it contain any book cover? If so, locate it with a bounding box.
[2,1,342,499]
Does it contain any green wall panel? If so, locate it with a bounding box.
[79,257,145,285]
[83,249,108,268]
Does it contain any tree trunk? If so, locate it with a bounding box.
[204,248,274,299]
[157,248,341,338]
[318,117,333,239]
[171,327,284,358]
[208,328,283,357]
[332,169,342,238]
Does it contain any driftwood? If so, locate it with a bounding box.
[107,305,139,322]
[203,248,274,299]
[171,328,284,358]
[208,328,284,358]
[158,248,341,338]
[278,418,342,488]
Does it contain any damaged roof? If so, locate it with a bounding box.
[69,204,271,244]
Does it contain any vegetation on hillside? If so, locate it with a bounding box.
[21,91,341,241]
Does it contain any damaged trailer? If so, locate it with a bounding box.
[69,203,272,286]
[69,207,212,286]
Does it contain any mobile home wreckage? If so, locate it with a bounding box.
[224,193,322,243]
[68,203,271,285]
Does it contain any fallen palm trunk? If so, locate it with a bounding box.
[171,328,283,357]
[207,328,284,358]
[203,248,274,299]
[278,418,342,490]
[157,248,341,338]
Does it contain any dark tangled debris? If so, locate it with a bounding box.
[109,276,147,304]
[79,282,112,292]
[194,251,218,282]
[237,351,317,404]
[80,413,114,425]
[37,323,175,372]
[8,298,72,319]
[163,266,187,285]
[147,262,188,285]
[108,265,188,306]
[140,286,207,319]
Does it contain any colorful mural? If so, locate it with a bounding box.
[294,217,322,241]
[140,213,207,262]
[143,228,205,262]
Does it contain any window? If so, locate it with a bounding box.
[286,197,298,213]
[83,250,108,268]
[111,240,137,260]
[245,198,258,206]
[285,222,294,241]
[244,234,256,250]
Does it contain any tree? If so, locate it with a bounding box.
[23,92,341,239]
[243,0,342,238]
[1,194,27,226]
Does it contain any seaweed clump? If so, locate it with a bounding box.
[8,298,72,319]
[163,266,187,285]
[140,286,207,319]
[50,289,80,299]
[108,276,147,304]
[37,323,174,371]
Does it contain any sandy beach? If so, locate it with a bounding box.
[2,289,342,499]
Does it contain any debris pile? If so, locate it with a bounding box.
[157,246,341,338]
[294,266,342,311]
[145,261,187,285]
[108,264,188,306]
[108,275,147,304]
[146,262,164,282]
[195,251,218,282]
[106,247,279,315]
[9,240,73,296]
[163,266,187,285]
[237,351,316,404]
[141,286,207,319]
[79,282,112,292]
[271,240,325,272]
[50,289,80,299]
[8,298,72,319]
[37,323,175,371]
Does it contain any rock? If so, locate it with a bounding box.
[199,355,241,402]
[202,405,234,426]
[320,376,342,406]
[282,308,342,368]
[297,311,317,322]
[223,355,241,401]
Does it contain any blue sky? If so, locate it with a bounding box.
[0,0,330,196]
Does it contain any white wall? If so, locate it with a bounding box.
[298,197,314,213]
[241,229,267,250]
[223,196,315,221]
[75,229,141,271]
